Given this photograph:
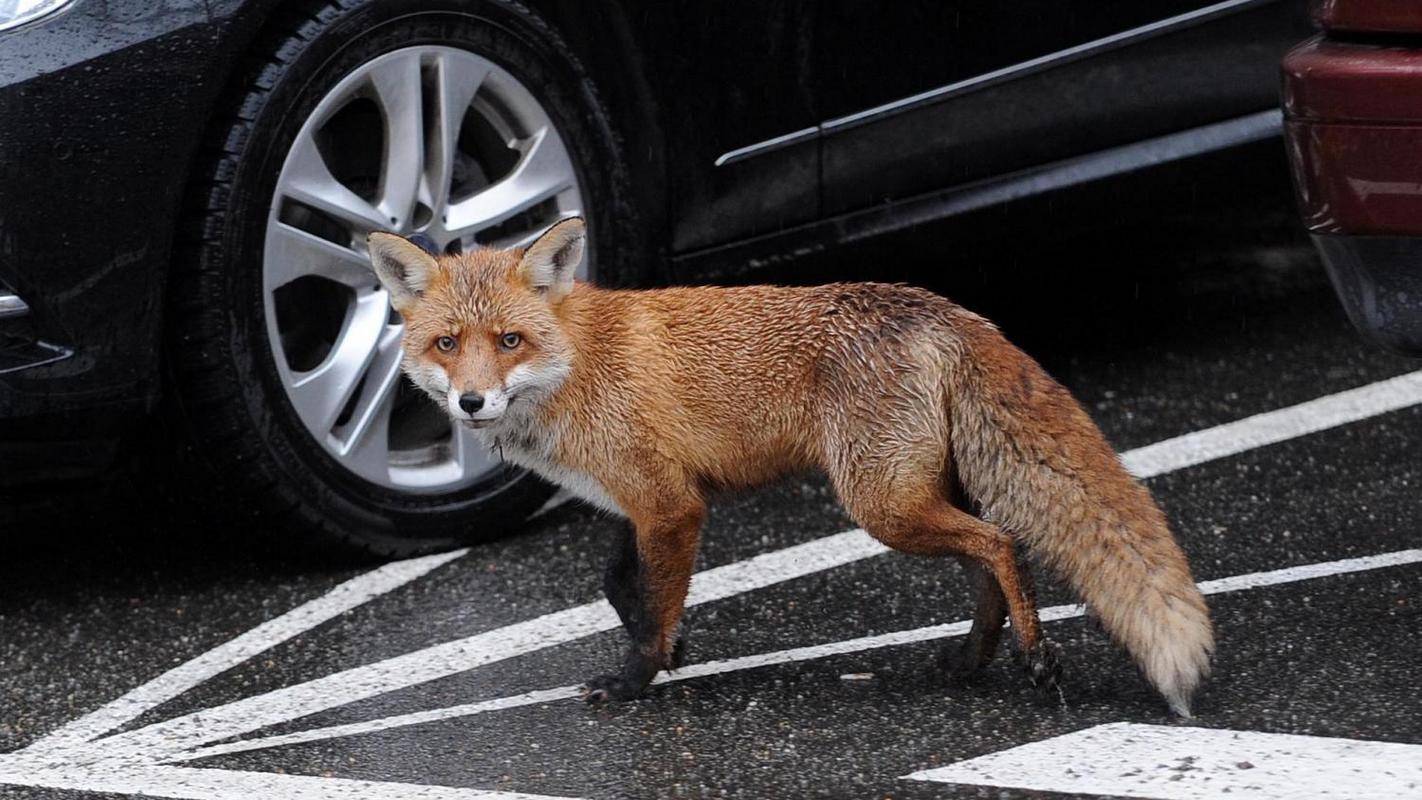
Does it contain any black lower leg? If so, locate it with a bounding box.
[940,558,1007,680]
[587,529,679,703]
[1019,640,1063,700]
[603,526,644,634]
[583,645,666,703]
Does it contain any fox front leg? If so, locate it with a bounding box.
[583,501,705,703]
[598,527,688,671]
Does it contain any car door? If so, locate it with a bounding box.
[815,0,1312,217]
[630,0,820,254]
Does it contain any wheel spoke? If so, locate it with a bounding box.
[264,46,584,492]
[266,220,377,290]
[368,51,425,229]
[485,209,584,253]
[286,291,390,435]
[427,51,488,215]
[341,390,394,484]
[337,324,404,477]
[444,127,574,240]
[282,134,391,233]
[455,425,500,483]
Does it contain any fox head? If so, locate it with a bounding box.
[367,218,585,429]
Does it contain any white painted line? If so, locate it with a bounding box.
[1122,370,1422,479]
[0,759,580,800]
[527,489,574,519]
[80,530,887,763]
[174,548,1422,762]
[902,722,1422,799]
[75,369,1422,763]
[1195,548,1422,594]
[20,368,1422,772]
[169,688,591,762]
[26,548,470,756]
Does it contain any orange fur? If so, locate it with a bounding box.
[368,220,1214,715]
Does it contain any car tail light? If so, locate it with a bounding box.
[1313,0,1422,35]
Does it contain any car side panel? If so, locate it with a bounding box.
[618,0,820,254]
[813,0,1223,121]
[817,0,1313,216]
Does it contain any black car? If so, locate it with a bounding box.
[0,0,1312,555]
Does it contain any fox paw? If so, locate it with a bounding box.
[581,674,646,704]
[670,634,688,670]
[937,641,991,682]
[1019,641,1064,702]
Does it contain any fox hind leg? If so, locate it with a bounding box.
[940,557,1007,680]
[840,479,1061,696]
[940,476,1008,680]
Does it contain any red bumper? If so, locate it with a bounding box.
[1282,27,1422,356]
[1283,37,1422,235]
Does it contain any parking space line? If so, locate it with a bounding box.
[0,761,581,800]
[171,547,1422,761]
[74,530,888,763]
[19,368,1422,770]
[1121,369,1422,479]
[25,548,471,756]
[902,721,1422,798]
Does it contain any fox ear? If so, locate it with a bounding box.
[518,217,585,303]
[367,232,439,313]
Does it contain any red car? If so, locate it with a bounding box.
[1283,0,1422,355]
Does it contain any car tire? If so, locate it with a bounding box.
[166,0,644,558]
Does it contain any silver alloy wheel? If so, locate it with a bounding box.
[262,46,585,492]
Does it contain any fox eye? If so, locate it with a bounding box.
[499,332,522,350]
[435,335,457,353]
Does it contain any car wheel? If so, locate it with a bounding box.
[167,0,642,557]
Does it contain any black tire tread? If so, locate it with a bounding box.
[163,0,621,560]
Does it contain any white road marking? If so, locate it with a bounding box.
[1121,369,1422,479]
[119,368,1422,761]
[902,722,1422,799]
[26,548,469,756]
[2,368,1420,798]
[72,530,887,763]
[0,760,579,800]
[527,489,575,519]
[170,548,1422,761]
[1193,548,1422,593]
[167,688,591,762]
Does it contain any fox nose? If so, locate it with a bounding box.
[458,393,484,414]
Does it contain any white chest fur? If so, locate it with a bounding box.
[478,416,623,517]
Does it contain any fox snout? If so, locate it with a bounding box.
[445,385,513,427]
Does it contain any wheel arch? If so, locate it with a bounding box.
[523,0,672,282]
[153,0,313,382]
[158,0,650,557]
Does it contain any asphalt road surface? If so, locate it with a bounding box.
[2,229,1420,799]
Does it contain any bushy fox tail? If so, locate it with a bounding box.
[948,328,1214,716]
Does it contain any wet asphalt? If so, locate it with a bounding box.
[1,214,1420,799]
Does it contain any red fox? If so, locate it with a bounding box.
[367,218,1214,716]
